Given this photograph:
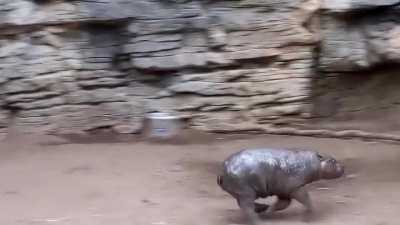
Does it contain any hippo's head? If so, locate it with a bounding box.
[318,154,344,179]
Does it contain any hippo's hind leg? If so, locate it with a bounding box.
[254,198,291,214]
[218,176,261,224]
[263,196,291,215]
[274,197,291,211]
[291,187,314,221]
[236,195,261,225]
[255,197,291,214]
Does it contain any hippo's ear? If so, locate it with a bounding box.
[317,152,333,160]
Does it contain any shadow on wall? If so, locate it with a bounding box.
[310,63,400,133]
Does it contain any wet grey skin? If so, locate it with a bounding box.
[217,148,344,225]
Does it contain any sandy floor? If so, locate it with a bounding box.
[0,132,399,225]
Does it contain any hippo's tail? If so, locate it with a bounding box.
[217,175,223,187]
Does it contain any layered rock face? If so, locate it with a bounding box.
[0,0,399,135]
[0,0,318,134]
[319,0,400,72]
[309,0,400,134]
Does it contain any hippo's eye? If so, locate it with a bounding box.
[317,154,323,159]
[328,158,336,164]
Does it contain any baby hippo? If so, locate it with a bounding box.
[217,148,344,225]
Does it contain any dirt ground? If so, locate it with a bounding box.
[1,131,400,225]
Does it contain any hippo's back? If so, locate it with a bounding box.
[224,148,316,175]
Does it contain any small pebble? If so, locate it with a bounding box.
[44,217,70,222]
[343,194,355,198]
[316,187,330,190]
[142,199,159,206]
[346,174,359,179]
[335,200,346,204]
[90,214,104,217]
[169,165,183,172]
[152,222,167,225]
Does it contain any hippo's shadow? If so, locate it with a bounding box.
[224,200,337,224]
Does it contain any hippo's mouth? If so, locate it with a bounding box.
[337,164,345,177]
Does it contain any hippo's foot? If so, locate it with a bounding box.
[254,203,269,213]
[291,187,315,222]
[302,211,315,223]
[237,196,261,225]
[264,197,291,215]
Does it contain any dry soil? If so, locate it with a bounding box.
[0,131,399,225]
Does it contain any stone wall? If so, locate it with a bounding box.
[0,0,399,136]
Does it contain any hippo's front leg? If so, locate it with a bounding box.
[237,196,261,225]
[254,202,269,213]
[291,187,314,221]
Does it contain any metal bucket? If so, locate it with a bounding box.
[144,112,183,140]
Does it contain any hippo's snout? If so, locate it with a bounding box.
[320,158,345,179]
[336,163,345,177]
